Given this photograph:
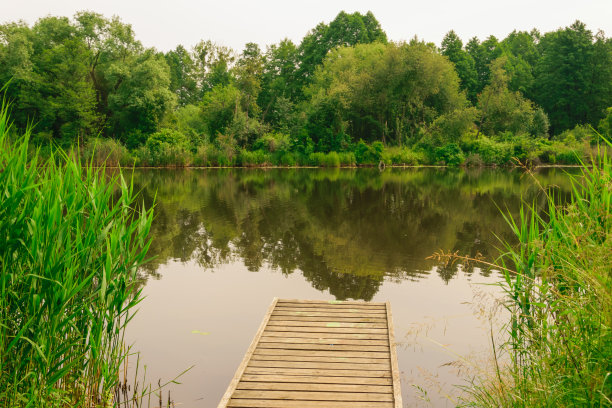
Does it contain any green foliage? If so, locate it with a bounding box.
[135,128,190,166]
[598,107,612,138]
[460,136,514,165]
[308,151,341,167]
[464,139,612,406]
[529,107,550,138]
[201,83,240,139]
[477,57,536,136]
[253,132,291,153]
[0,103,153,406]
[237,149,270,166]
[165,45,198,106]
[535,139,583,165]
[82,137,133,166]
[554,124,597,144]
[533,21,612,134]
[433,143,465,166]
[466,35,503,96]
[259,39,299,127]
[234,42,264,118]
[0,11,609,167]
[441,30,478,103]
[354,140,384,164]
[337,151,356,166]
[0,18,99,143]
[381,147,425,165]
[296,11,387,95]
[428,107,478,144]
[307,41,467,147]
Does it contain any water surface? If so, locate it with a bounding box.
[125,167,575,407]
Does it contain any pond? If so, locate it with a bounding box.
[125,167,576,407]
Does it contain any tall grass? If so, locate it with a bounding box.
[463,140,611,406]
[0,101,154,407]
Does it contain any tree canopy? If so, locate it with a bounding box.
[0,11,610,158]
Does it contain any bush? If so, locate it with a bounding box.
[137,129,191,166]
[308,152,341,167]
[555,124,596,144]
[238,149,271,167]
[382,147,424,165]
[433,143,465,166]
[83,137,133,167]
[536,140,582,165]
[461,137,513,165]
[354,140,384,164]
[253,132,291,153]
[338,152,356,166]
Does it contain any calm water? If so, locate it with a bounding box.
[125,167,575,407]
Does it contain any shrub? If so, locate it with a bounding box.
[536,140,582,165]
[464,153,484,167]
[308,152,341,167]
[461,137,513,165]
[276,151,297,166]
[140,129,191,166]
[433,143,465,166]
[382,147,424,165]
[354,140,384,164]
[338,152,356,166]
[83,137,133,167]
[253,132,291,153]
[238,149,270,167]
[555,124,596,144]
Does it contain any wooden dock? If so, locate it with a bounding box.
[218,298,402,408]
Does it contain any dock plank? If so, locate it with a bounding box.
[217,299,402,408]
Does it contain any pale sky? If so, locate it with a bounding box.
[3,0,611,52]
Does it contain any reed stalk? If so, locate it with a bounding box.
[462,138,611,406]
[0,100,154,407]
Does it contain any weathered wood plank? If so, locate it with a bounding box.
[240,374,392,386]
[267,319,387,327]
[264,326,388,334]
[236,382,393,393]
[250,354,391,365]
[230,390,394,402]
[272,311,387,319]
[227,400,393,408]
[256,342,389,352]
[275,306,387,315]
[259,336,389,346]
[269,315,387,323]
[262,330,388,340]
[279,300,385,305]
[246,360,390,371]
[252,349,389,359]
[277,299,386,306]
[243,367,391,378]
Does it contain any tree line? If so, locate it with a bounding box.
[1,11,611,166]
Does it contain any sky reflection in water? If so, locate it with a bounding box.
[125,167,576,407]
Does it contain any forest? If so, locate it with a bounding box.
[1,11,611,166]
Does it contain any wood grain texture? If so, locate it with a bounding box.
[218,298,402,407]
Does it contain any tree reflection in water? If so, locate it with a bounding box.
[132,167,574,300]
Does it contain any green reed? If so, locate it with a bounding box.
[463,140,611,406]
[0,100,153,407]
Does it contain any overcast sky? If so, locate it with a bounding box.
[3,0,611,52]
